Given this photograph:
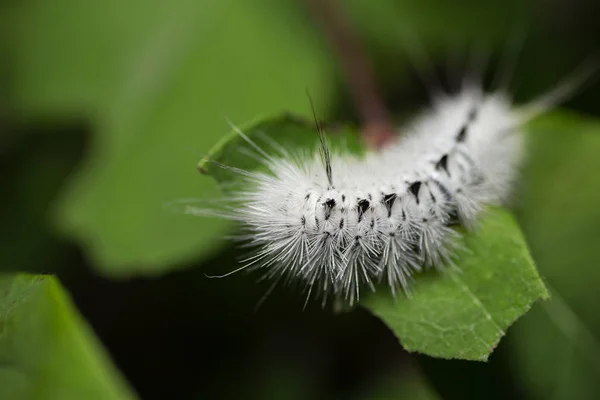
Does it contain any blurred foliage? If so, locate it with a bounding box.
[5,0,335,275]
[2,0,600,399]
[511,113,600,400]
[352,368,441,400]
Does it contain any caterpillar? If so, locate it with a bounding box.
[183,57,594,308]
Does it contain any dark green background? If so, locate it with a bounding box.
[2,0,600,398]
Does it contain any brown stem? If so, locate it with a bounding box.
[307,0,395,149]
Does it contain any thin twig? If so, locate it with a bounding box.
[307,0,395,149]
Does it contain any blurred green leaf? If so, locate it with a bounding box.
[510,111,600,400]
[6,0,334,276]
[0,274,136,399]
[202,114,548,361]
[344,0,533,47]
[354,368,441,400]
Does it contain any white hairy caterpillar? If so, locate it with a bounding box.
[183,56,594,308]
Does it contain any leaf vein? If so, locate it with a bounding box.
[449,273,505,337]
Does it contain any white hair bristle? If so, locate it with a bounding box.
[225,88,522,306]
[184,57,594,308]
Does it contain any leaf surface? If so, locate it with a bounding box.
[363,208,547,361]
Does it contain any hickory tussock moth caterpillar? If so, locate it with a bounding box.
[179,48,595,308]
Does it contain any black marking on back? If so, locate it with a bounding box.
[323,198,336,220]
[357,199,370,222]
[456,125,468,142]
[408,181,422,203]
[446,208,460,226]
[341,194,346,202]
[430,179,453,202]
[339,218,345,229]
[301,216,306,226]
[382,193,397,217]
[428,185,437,203]
[435,154,449,175]
[456,107,478,143]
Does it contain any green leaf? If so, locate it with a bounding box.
[0,274,136,399]
[202,114,548,361]
[363,208,547,361]
[509,111,600,400]
[6,0,334,276]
